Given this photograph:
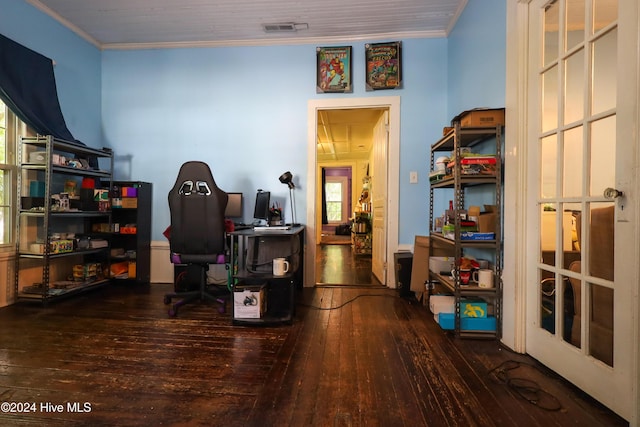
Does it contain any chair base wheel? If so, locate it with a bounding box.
[168,308,177,317]
[164,296,171,305]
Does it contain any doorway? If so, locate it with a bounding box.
[305,97,401,289]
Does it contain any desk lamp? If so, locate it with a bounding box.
[279,171,299,226]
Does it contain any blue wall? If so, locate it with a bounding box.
[1,0,507,244]
[102,39,448,242]
[0,0,102,147]
[448,0,506,117]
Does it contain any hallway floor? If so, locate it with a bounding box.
[315,243,382,286]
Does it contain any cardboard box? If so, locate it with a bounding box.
[453,108,505,128]
[28,151,46,164]
[233,284,267,319]
[411,236,455,294]
[478,213,497,233]
[121,198,138,209]
[410,236,431,293]
[438,313,496,331]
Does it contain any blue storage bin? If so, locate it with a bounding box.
[438,313,496,331]
[29,181,45,197]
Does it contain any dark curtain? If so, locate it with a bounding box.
[321,167,328,225]
[0,33,78,144]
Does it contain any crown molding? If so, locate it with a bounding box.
[26,0,101,48]
[101,30,446,50]
[445,0,468,36]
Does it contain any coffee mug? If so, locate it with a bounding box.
[473,269,494,288]
[273,257,290,276]
[451,268,472,285]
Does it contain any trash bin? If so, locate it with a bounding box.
[394,252,413,299]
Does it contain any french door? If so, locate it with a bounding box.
[524,0,638,420]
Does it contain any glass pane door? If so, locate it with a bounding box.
[537,0,617,366]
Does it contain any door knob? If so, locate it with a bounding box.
[603,187,623,199]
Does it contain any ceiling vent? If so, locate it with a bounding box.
[262,23,309,33]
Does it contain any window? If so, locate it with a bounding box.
[325,176,349,223]
[0,99,18,248]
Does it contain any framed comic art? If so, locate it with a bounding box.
[365,41,402,91]
[316,46,352,93]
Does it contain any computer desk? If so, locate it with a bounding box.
[228,225,304,325]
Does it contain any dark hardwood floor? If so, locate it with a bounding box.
[315,242,381,286]
[0,281,626,426]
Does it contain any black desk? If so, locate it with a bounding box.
[228,225,304,325]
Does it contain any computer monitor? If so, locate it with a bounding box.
[253,190,270,222]
[224,192,243,219]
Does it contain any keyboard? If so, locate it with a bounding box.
[253,225,291,232]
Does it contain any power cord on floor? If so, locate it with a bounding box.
[298,293,399,310]
[488,360,562,411]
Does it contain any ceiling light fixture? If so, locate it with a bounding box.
[262,22,309,33]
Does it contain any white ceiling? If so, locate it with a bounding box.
[317,108,387,163]
[27,0,467,49]
[26,0,467,162]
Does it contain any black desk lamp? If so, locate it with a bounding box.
[279,171,299,226]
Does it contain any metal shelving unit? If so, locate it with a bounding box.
[428,121,503,338]
[15,135,113,303]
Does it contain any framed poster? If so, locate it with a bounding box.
[365,41,402,91]
[316,46,352,93]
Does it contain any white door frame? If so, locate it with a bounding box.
[306,96,400,287]
[507,0,640,422]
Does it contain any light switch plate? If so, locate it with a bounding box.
[410,171,418,184]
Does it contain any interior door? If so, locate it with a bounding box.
[371,111,389,284]
[525,0,636,420]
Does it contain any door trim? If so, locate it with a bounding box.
[504,0,532,352]
[306,96,400,287]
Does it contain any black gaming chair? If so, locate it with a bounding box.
[163,161,229,317]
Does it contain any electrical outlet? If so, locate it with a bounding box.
[410,171,418,184]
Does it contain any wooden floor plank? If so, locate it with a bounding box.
[0,280,627,426]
